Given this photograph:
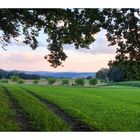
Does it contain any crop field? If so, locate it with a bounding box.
[114,81,140,87]
[0,83,140,131]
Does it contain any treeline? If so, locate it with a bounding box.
[40,78,98,87]
[96,62,140,83]
[0,69,40,80]
[96,68,123,83]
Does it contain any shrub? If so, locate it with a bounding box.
[33,80,39,85]
[75,78,85,86]
[47,78,56,85]
[89,78,97,86]
[0,79,9,83]
[61,79,69,85]
[17,79,25,84]
[11,75,19,82]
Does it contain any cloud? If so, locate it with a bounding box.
[64,30,117,55]
[0,29,117,72]
[1,29,116,56]
[0,51,43,63]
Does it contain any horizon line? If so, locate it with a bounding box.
[0,68,97,73]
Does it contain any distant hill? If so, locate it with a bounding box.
[0,69,40,79]
[0,69,96,79]
[17,71,96,79]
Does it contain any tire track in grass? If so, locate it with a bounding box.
[2,86,32,131]
[23,88,98,131]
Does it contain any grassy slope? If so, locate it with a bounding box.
[22,85,140,131]
[115,81,140,87]
[0,86,20,131]
[3,84,69,131]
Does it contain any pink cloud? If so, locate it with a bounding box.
[0,50,115,72]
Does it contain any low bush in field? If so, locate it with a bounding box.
[47,78,56,85]
[17,79,25,84]
[33,80,39,85]
[89,78,97,86]
[61,79,69,86]
[75,78,85,86]
[11,75,19,82]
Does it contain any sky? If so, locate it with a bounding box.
[0,30,117,72]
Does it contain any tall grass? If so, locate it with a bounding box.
[115,81,140,87]
[0,86,20,131]
[22,85,140,131]
[3,84,69,131]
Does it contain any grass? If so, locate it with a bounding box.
[0,86,20,131]
[114,81,140,87]
[1,82,140,131]
[2,84,69,131]
[22,84,140,131]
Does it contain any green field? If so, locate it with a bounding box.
[1,82,140,131]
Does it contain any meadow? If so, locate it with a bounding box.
[0,82,140,131]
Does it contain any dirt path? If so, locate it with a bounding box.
[2,86,33,131]
[24,88,98,131]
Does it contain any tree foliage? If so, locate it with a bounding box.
[101,9,140,63]
[108,66,124,82]
[61,79,69,85]
[101,9,140,81]
[47,78,56,85]
[33,79,39,84]
[11,75,19,82]
[0,8,139,78]
[75,78,85,86]
[0,9,101,68]
[17,79,25,84]
[89,78,97,86]
[96,68,109,82]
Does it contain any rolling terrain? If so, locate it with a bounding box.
[0,82,140,131]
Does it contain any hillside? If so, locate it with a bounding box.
[0,69,96,79]
[20,71,96,78]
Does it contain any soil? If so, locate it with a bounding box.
[2,86,33,131]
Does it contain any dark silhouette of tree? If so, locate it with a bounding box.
[89,78,97,86]
[47,78,56,85]
[61,79,69,85]
[75,78,85,86]
[108,66,124,82]
[96,68,109,82]
[0,8,139,75]
[0,9,101,68]
[101,9,140,62]
[101,9,140,80]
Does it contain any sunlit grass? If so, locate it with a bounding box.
[3,84,69,131]
[22,85,140,131]
[0,87,20,131]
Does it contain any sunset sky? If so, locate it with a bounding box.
[0,30,117,72]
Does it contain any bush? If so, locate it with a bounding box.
[47,78,56,85]
[33,80,39,84]
[61,79,69,85]
[17,79,25,84]
[75,78,85,86]
[89,78,97,86]
[11,75,19,82]
[0,79,9,83]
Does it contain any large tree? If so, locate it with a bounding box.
[0,9,101,67]
[0,8,139,76]
[101,9,140,80]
